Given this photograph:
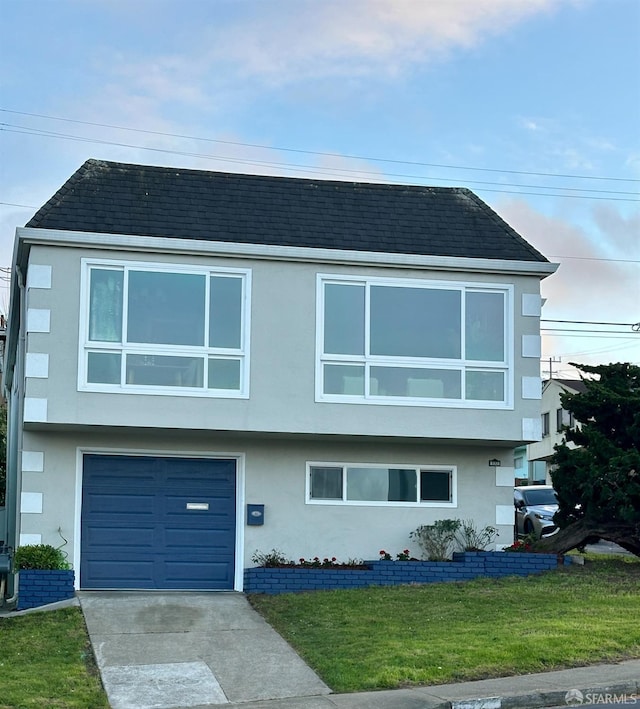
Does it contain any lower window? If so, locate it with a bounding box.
[307,463,456,506]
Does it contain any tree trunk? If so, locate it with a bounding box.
[534,519,640,558]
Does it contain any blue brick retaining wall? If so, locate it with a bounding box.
[17,570,75,610]
[244,551,563,594]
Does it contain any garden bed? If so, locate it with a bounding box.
[17,569,75,610]
[244,551,564,594]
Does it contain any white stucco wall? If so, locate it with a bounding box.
[23,243,544,444]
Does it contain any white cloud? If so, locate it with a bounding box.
[497,198,640,368]
[100,0,564,103]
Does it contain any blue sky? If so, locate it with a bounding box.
[1,0,639,376]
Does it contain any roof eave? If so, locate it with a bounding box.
[15,227,559,278]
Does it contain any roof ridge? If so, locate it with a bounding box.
[42,158,470,193]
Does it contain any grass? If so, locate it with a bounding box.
[0,607,109,709]
[249,554,640,693]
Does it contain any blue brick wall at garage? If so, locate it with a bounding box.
[17,570,75,610]
[244,551,565,595]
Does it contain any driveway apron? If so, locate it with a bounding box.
[78,591,331,709]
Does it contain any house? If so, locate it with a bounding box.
[527,378,587,484]
[512,443,546,486]
[2,159,557,591]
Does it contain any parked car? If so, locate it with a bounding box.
[514,485,559,540]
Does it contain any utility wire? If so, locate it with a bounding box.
[541,319,639,326]
[3,125,639,203]
[2,107,638,183]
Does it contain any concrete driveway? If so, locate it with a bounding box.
[78,591,330,709]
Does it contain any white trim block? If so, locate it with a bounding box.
[522,293,542,317]
[21,492,43,514]
[24,398,48,422]
[496,505,514,526]
[496,467,515,486]
[27,308,50,333]
[522,335,541,358]
[22,451,45,473]
[522,376,542,400]
[27,264,52,289]
[25,353,49,378]
[20,533,42,545]
[523,417,542,441]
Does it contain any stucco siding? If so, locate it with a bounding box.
[18,429,514,587]
[27,244,543,443]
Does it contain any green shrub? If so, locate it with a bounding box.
[251,548,293,567]
[13,544,70,570]
[456,519,498,551]
[410,519,461,561]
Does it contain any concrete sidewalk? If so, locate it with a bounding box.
[77,592,639,709]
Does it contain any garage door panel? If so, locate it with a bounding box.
[84,525,157,548]
[84,493,156,515]
[81,455,237,590]
[164,560,233,584]
[164,527,234,547]
[84,560,156,583]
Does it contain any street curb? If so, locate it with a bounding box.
[449,680,639,709]
[0,595,79,617]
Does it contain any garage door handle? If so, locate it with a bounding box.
[186,502,209,510]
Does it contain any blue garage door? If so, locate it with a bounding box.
[81,454,236,590]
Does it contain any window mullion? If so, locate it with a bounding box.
[121,267,130,347]
[461,287,467,400]
[204,275,211,389]
[364,284,371,396]
[120,268,129,386]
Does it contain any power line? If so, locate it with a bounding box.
[547,255,640,264]
[541,319,639,326]
[2,107,638,184]
[3,125,639,203]
[542,333,638,339]
[541,328,637,334]
[0,201,36,209]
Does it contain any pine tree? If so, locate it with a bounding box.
[537,362,640,557]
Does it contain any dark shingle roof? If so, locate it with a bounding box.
[26,159,549,262]
[555,379,588,394]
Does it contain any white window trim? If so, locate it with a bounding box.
[305,461,457,508]
[315,273,514,409]
[78,258,251,398]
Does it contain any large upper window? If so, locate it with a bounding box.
[307,463,456,506]
[81,261,250,396]
[318,275,511,407]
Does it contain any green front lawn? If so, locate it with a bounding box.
[249,554,640,693]
[1,556,638,704]
[0,607,109,709]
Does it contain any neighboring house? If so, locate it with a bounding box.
[513,444,546,486]
[527,378,587,484]
[2,160,557,591]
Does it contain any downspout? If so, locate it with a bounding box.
[2,264,26,605]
